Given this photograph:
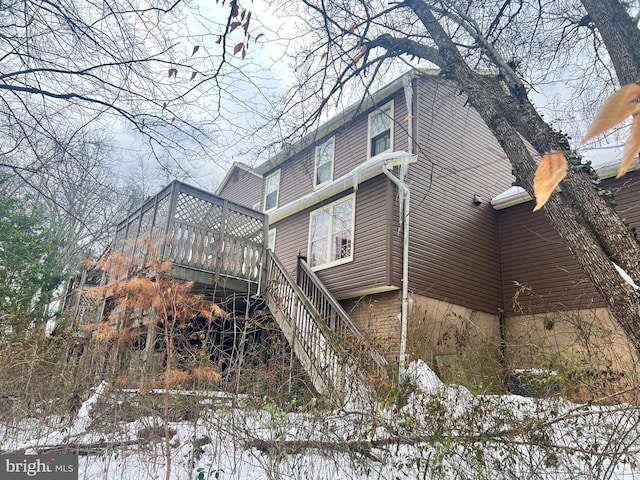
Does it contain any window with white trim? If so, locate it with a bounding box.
[314,137,334,188]
[263,170,280,212]
[368,101,394,158]
[308,194,355,269]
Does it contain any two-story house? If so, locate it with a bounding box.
[76,68,639,400]
[217,70,517,384]
[217,69,640,393]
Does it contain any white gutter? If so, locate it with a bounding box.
[491,147,640,210]
[382,166,410,380]
[268,151,417,225]
[490,186,532,210]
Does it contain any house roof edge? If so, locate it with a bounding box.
[255,69,440,176]
[215,161,262,196]
[491,146,640,210]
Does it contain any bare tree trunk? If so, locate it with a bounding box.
[580,0,640,85]
[163,317,173,480]
[376,2,640,289]
[407,0,640,355]
[140,320,157,388]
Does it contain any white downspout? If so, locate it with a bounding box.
[384,73,414,381]
[383,166,410,380]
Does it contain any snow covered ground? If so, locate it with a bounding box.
[2,361,639,480]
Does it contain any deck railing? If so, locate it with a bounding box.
[296,256,388,373]
[112,181,267,283]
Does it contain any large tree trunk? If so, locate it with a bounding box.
[491,85,640,286]
[374,3,640,288]
[580,0,640,85]
[404,0,640,356]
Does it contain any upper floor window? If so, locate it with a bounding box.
[308,194,355,270]
[314,137,334,188]
[368,101,394,158]
[264,170,280,212]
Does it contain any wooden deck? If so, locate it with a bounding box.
[61,181,385,403]
[112,181,268,301]
[63,181,268,326]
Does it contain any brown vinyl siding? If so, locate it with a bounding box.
[262,85,410,296]
[388,183,403,287]
[498,201,603,314]
[271,89,409,210]
[276,148,315,208]
[407,76,514,313]
[498,169,640,315]
[608,169,640,231]
[217,167,262,209]
[271,175,394,297]
[387,185,402,288]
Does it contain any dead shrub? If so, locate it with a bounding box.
[162,369,192,387]
[191,366,221,385]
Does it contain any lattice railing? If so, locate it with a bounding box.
[111,181,266,283]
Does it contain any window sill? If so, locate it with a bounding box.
[310,256,353,272]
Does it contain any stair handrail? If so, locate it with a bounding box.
[264,250,346,399]
[297,256,362,337]
[267,251,343,348]
[296,256,388,370]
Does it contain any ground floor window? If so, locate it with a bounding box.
[308,194,355,269]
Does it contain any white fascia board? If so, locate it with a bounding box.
[491,146,640,210]
[267,151,417,225]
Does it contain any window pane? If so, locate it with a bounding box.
[333,199,352,228]
[370,107,391,137]
[331,231,351,260]
[316,162,332,185]
[371,132,390,156]
[264,171,280,210]
[310,210,329,267]
[265,191,277,211]
[330,200,353,260]
[317,140,333,166]
[266,172,279,192]
[309,197,354,268]
[315,139,333,186]
[310,239,327,266]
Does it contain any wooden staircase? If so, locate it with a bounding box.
[263,251,387,403]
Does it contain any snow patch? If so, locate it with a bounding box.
[403,359,443,394]
[71,381,107,434]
